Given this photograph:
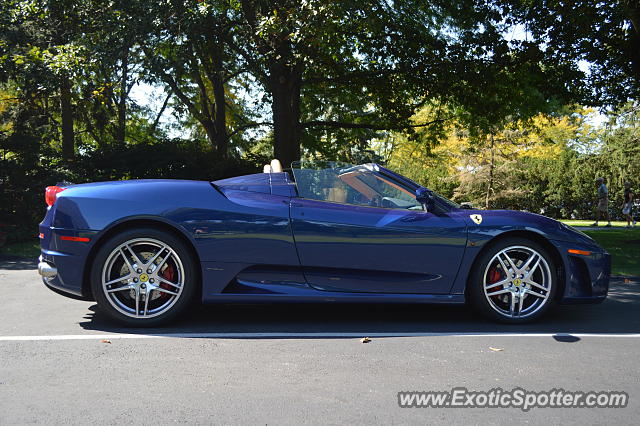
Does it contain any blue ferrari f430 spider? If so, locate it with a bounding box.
[38,160,610,326]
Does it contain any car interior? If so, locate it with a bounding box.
[263,159,422,210]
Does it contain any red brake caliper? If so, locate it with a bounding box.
[488,266,503,299]
[159,264,175,299]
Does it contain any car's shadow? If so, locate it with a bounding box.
[79,279,640,337]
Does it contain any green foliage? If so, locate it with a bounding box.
[582,228,640,277]
[504,0,640,107]
[0,135,260,244]
[0,240,40,258]
[1,0,638,245]
[71,140,259,182]
[388,104,640,218]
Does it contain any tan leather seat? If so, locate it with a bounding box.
[327,187,347,203]
[270,159,283,172]
[263,159,283,173]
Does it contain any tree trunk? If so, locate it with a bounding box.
[60,75,74,160]
[115,45,129,146]
[201,120,218,151]
[627,1,640,84]
[211,53,229,157]
[485,133,495,209]
[188,44,229,157]
[151,91,172,132]
[51,1,74,160]
[269,62,302,168]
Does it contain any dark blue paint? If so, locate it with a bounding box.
[290,198,467,293]
[39,167,610,307]
[445,209,609,301]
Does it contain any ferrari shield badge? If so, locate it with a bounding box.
[470,214,483,225]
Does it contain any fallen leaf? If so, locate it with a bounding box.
[489,347,503,352]
[101,339,111,344]
[360,337,371,343]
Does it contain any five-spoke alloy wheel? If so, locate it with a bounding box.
[91,228,197,326]
[468,238,557,323]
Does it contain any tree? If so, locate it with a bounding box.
[140,0,248,156]
[0,0,86,159]
[387,106,602,214]
[0,0,142,155]
[505,0,640,106]
[230,0,584,166]
[76,1,147,148]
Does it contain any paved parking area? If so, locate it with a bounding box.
[1,259,638,424]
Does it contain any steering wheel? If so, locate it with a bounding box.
[369,195,383,207]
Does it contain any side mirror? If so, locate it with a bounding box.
[460,202,473,209]
[415,187,435,212]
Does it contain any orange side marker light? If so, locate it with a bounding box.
[568,249,591,256]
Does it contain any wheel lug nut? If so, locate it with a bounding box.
[149,278,154,283]
[133,278,138,282]
[147,269,152,273]
[137,269,142,273]
[141,283,146,289]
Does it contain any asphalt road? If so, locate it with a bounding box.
[1,258,639,425]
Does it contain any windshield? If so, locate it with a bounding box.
[291,161,455,210]
[375,164,461,209]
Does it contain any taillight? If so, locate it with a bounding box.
[45,186,66,206]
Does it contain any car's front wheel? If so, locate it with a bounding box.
[90,228,197,326]
[468,238,557,323]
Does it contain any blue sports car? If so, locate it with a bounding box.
[38,160,610,326]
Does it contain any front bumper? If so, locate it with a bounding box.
[550,239,611,304]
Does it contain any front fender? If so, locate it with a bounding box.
[448,209,609,303]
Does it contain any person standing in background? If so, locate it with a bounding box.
[622,181,635,228]
[591,177,611,227]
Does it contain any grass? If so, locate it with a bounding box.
[0,240,40,258]
[2,224,638,276]
[580,228,640,277]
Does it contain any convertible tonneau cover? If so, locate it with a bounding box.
[213,172,297,197]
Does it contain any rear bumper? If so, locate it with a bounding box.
[37,255,91,300]
[38,249,88,298]
[39,215,98,299]
[37,256,57,278]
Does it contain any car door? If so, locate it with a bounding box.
[289,165,468,294]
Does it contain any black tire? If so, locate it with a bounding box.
[90,227,198,327]
[467,237,557,324]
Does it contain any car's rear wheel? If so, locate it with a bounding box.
[468,238,557,323]
[90,228,197,326]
